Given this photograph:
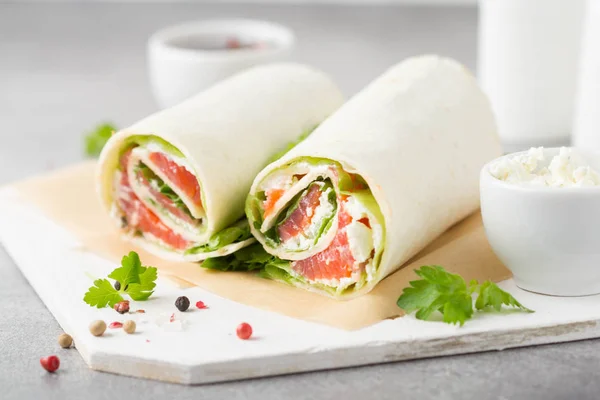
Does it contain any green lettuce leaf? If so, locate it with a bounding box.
[268,126,317,164]
[201,243,286,271]
[186,220,253,254]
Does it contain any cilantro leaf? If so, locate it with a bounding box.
[84,123,117,158]
[84,251,158,308]
[126,265,157,301]
[397,265,532,326]
[473,280,534,313]
[83,279,124,308]
[108,251,142,287]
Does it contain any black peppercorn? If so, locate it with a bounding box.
[175,296,190,312]
[114,281,121,291]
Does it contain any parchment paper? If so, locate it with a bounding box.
[12,162,511,330]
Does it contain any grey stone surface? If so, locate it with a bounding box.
[1,3,599,399]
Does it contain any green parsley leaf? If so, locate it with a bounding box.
[126,265,157,301]
[397,265,532,326]
[395,278,440,314]
[84,123,117,158]
[473,280,534,313]
[83,251,158,308]
[108,251,142,288]
[441,293,474,325]
[397,266,472,326]
[83,279,124,308]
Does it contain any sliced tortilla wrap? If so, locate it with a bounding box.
[97,63,344,261]
[242,55,502,298]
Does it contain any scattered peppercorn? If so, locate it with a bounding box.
[109,321,123,329]
[236,322,253,340]
[114,281,121,291]
[113,300,130,314]
[89,320,107,336]
[175,296,190,312]
[123,320,136,334]
[57,333,73,348]
[195,301,208,309]
[40,355,60,373]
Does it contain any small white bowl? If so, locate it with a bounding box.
[480,148,600,296]
[148,19,295,109]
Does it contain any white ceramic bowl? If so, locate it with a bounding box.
[148,19,295,109]
[480,148,600,296]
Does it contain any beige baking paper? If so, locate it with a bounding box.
[12,162,511,330]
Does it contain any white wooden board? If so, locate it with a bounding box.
[1,186,600,385]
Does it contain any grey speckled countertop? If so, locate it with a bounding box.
[1,3,600,399]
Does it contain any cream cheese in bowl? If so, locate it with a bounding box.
[490,147,600,187]
[481,147,600,296]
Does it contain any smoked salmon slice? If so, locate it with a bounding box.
[263,188,285,218]
[117,149,192,250]
[277,184,322,243]
[291,207,356,281]
[148,152,202,208]
[275,182,358,281]
[135,167,197,226]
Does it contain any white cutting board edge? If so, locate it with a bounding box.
[0,186,599,385]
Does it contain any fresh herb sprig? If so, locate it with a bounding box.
[83,251,158,308]
[397,265,532,326]
[84,122,117,158]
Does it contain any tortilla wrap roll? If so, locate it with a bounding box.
[244,55,502,299]
[97,63,344,262]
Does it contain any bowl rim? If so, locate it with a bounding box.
[481,147,600,193]
[148,18,295,61]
